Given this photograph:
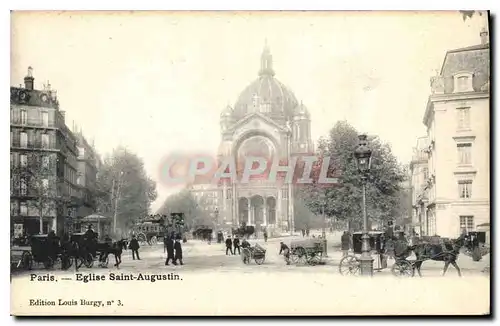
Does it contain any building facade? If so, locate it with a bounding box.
[74,132,100,231]
[410,136,430,235]
[189,184,221,224]
[10,67,95,236]
[202,44,314,235]
[419,29,490,238]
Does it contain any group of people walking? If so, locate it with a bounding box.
[225,235,252,255]
[164,235,183,265]
[225,236,241,255]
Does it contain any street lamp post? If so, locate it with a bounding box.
[112,171,124,235]
[354,134,374,276]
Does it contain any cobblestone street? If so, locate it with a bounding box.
[12,232,490,277]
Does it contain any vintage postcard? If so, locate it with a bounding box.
[10,10,490,316]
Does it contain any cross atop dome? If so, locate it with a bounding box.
[259,39,275,77]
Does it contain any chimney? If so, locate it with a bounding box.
[24,66,34,90]
[480,27,489,45]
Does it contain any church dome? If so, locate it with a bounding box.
[233,44,299,120]
[293,101,310,119]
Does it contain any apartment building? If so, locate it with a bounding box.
[420,29,490,238]
[10,67,89,236]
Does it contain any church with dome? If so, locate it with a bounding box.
[192,44,313,235]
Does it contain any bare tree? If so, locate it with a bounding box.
[11,153,69,234]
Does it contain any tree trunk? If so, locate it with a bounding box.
[39,203,44,234]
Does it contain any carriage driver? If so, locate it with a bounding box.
[84,225,96,242]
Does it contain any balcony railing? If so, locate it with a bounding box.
[411,151,428,162]
[10,117,58,129]
[11,140,58,150]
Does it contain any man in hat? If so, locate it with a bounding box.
[233,235,241,255]
[341,231,351,258]
[165,236,175,265]
[225,236,233,255]
[129,235,140,260]
[174,238,183,265]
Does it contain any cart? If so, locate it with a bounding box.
[242,243,266,265]
[339,231,413,277]
[289,239,325,266]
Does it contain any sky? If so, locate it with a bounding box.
[10,11,487,212]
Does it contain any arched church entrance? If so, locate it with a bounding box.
[250,195,264,227]
[266,197,276,225]
[238,197,248,225]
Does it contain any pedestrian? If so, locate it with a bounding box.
[165,236,175,265]
[233,235,241,255]
[129,235,140,260]
[341,231,351,257]
[302,229,305,237]
[279,241,290,265]
[163,234,169,253]
[225,236,233,255]
[174,238,183,265]
[263,231,268,243]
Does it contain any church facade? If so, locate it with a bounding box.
[212,44,314,234]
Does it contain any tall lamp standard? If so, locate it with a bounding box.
[112,171,124,235]
[354,134,373,276]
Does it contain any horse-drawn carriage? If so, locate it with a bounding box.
[242,243,266,265]
[70,232,128,269]
[133,217,168,246]
[288,239,325,266]
[339,231,414,277]
[18,235,73,271]
[232,223,255,239]
[192,227,213,241]
[70,232,103,268]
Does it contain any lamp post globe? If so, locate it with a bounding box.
[354,134,373,173]
[354,134,374,276]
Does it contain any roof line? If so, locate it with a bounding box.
[439,43,490,75]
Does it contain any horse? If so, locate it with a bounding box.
[411,237,465,277]
[100,239,129,268]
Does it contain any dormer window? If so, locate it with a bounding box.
[454,72,474,93]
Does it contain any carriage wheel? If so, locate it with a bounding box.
[295,247,307,265]
[242,248,251,265]
[339,255,360,276]
[308,252,322,266]
[255,256,265,265]
[43,257,54,269]
[391,260,414,277]
[20,251,33,270]
[84,253,94,268]
[290,252,299,264]
[150,236,158,246]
